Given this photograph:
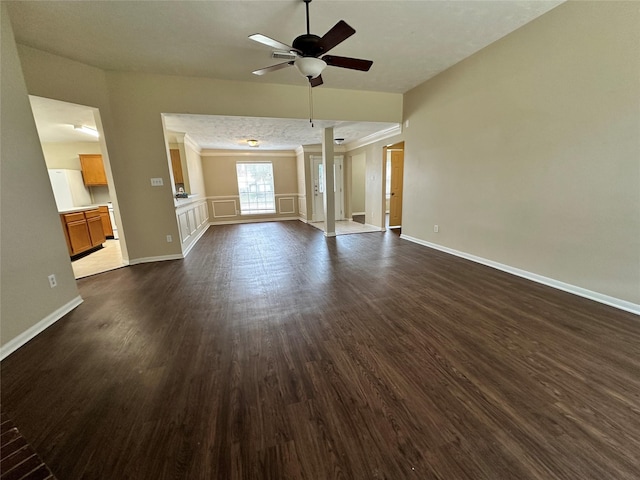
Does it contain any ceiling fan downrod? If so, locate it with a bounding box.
[304,0,311,35]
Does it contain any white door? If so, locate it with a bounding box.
[311,156,344,222]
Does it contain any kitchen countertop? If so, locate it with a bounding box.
[58,204,107,214]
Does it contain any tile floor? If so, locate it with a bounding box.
[308,219,382,236]
[71,239,126,279]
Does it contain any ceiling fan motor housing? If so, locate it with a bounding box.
[292,34,324,57]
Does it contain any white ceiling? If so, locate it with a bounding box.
[15,0,564,149]
[29,96,100,144]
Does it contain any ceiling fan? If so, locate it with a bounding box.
[249,0,373,87]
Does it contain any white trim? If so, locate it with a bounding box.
[1,295,83,360]
[211,199,238,218]
[298,217,309,224]
[207,195,239,200]
[344,125,402,151]
[400,234,640,316]
[201,150,296,157]
[325,231,337,237]
[210,217,298,226]
[183,134,202,154]
[275,193,298,197]
[297,145,347,154]
[351,211,365,216]
[127,254,184,265]
[278,197,296,215]
[182,223,210,258]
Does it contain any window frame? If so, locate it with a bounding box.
[235,161,276,215]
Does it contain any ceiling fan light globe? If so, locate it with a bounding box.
[294,57,327,79]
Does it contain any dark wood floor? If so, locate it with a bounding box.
[2,221,640,479]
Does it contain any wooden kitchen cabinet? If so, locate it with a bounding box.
[85,210,106,246]
[170,149,184,185]
[79,154,108,186]
[60,209,106,257]
[62,213,92,256]
[98,206,113,237]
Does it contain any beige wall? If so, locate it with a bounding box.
[40,142,101,169]
[40,142,111,204]
[295,149,308,221]
[402,1,640,305]
[350,153,366,214]
[347,134,403,228]
[183,140,206,198]
[202,152,299,222]
[1,5,80,350]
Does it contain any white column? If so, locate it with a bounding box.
[322,127,336,237]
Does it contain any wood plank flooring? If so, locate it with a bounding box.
[2,220,639,479]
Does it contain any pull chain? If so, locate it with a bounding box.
[308,81,314,127]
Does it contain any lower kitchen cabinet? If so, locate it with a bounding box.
[98,206,113,237]
[60,209,106,257]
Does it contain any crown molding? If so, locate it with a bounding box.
[344,125,402,151]
[200,149,297,157]
[183,134,201,154]
[297,144,347,155]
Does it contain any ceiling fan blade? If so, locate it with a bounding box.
[309,75,323,88]
[318,20,355,54]
[322,55,373,72]
[252,61,294,76]
[249,33,295,52]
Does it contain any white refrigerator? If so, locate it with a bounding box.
[48,169,92,211]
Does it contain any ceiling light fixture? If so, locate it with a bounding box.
[247,139,259,147]
[74,125,99,138]
[334,138,345,145]
[294,57,327,80]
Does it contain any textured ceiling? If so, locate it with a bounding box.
[163,114,398,150]
[17,0,564,149]
[8,0,563,94]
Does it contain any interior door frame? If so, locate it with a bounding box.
[388,142,404,228]
[311,155,344,222]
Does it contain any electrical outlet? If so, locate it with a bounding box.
[166,235,173,243]
[150,177,164,187]
[405,119,410,128]
[48,274,57,288]
[434,225,439,233]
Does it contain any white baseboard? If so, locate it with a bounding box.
[1,295,83,360]
[128,254,184,266]
[352,212,365,216]
[400,234,640,316]
[209,217,299,226]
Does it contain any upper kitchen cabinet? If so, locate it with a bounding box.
[79,154,107,186]
[170,149,184,186]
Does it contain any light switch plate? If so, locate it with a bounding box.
[150,177,164,186]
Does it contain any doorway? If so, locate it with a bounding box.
[311,155,344,222]
[29,96,126,278]
[386,142,405,229]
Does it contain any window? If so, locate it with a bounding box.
[236,162,276,214]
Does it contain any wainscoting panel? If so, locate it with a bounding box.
[278,197,296,215]
[212,199,238,218]
[178,211,190,242]
[298,195,307,221]
[176,199,210,257]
